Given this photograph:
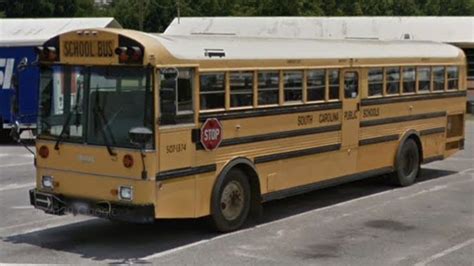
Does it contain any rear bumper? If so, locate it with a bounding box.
[29,189,155,223]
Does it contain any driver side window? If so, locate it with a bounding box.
[160,68,194,125]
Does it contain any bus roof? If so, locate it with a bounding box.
[0,18,122,47]
[164,17,474,45]
[148,33,463,62]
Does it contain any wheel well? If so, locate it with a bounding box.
[406,134,423,162]
[233,163,261,201]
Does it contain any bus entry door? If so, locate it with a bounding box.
[340,70,361,172]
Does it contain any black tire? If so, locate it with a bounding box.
[210,168,251,232]
[390,138,421,186]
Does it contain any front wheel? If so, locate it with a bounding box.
[210,168,251,232]
[391,138,420,186]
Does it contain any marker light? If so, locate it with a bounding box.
[115,47,128,63]
[115,46,143,63]
[123,154,134,168]
[127,46,142,61]
[39,146,49,159]
[35,46,57,61]
[44,46,57,61]
[118,186,133,201]
[42,176,54,189]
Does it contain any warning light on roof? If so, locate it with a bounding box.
[35,46,58,61]
[115,46,143,64]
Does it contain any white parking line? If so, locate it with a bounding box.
[414,238,474,266]
[11,205,34,210]
[141,239,211,260]
[0,182,35,192]
[0,216,64,233]
[0,216,93,237]
[0,162,32,168]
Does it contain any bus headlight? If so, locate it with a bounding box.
[42,176,54,189]
[118,186,133,201]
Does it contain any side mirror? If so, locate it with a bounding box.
[9,120,21,142]
[129,127,153,148]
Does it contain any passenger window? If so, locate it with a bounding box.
[417,67,431,93]
[368,68,383,97]
[307,70,325,101]
[447,66,459,90]
[230,71,253,108]
[386,67,400,95]
[284,71,303,102]
[258,71,279,105]
[160,68,194,125]
[402,67,416,93]
[344,72,358,98]
[200,73,225,110]
[433,66,445,91]
[328,69,340,100]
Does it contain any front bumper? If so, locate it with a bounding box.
[29,189,155,223]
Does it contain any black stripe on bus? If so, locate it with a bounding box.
[195,124,341,150]
[360,111,446,128]
[359,134,400,146]
[422,155,444,164]
[254,144,341,164]
[262,166,394,202]
[361,91,466,106]
[420,127,446,136]
[199,101,342,122]
[156,164,216,181]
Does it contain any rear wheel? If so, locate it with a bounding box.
[391,138,420,186]
[211,168,251,232]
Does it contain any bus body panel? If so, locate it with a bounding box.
[35,167,156,205]
[35,141,157,181]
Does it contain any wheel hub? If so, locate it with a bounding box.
[220,181,244,221]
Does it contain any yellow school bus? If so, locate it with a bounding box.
[27,28,466,232]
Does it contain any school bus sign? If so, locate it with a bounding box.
[59,31,118,65]
[200,118,223,151]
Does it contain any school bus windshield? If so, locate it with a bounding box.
[38,65,154,149]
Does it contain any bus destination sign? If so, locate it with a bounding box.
[63,40,114,58]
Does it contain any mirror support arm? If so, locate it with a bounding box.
[140,150,147,180]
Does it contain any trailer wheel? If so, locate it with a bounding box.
[210,168,251,232]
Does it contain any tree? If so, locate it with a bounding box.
[392,0,423,16]
[4,0,54,17]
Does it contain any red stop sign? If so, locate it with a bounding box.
[200,118,223,151]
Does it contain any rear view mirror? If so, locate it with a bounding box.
[129,127,153,148]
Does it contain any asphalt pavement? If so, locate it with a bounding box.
[0,118,473,265]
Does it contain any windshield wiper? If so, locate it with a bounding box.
[93,89,117,157]
[54,84,82,151]
[54,108,74,150]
